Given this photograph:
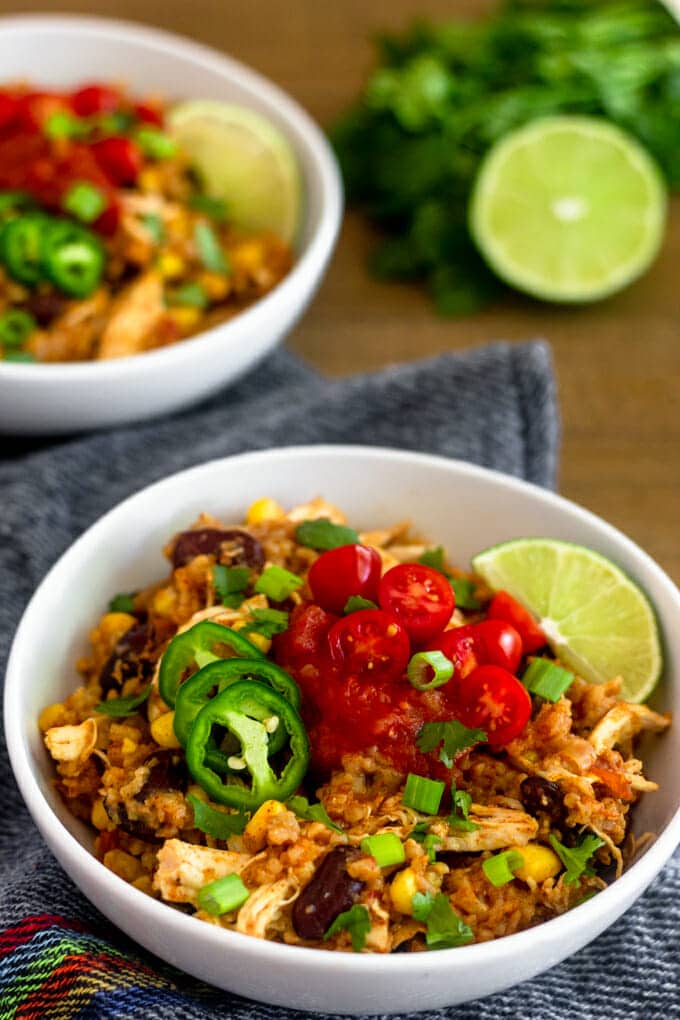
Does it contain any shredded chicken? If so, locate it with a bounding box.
[154,839,250,904]
[97,271,165,359]
[589,703,670,753]
[433,804,538,852]
[236,877,299,939]
[44,718,98,763]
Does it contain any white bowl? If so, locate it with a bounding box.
[5,446,680,1014]
[0,17,342,435]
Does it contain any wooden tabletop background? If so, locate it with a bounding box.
[3,0,679,582]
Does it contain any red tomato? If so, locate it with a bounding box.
[454,665,532,748]
[425,627,479,679]
[134,101,164,126]
[487,591,546,654]
[378,563,454,643]
[327,609,410,683]
[307,544,381,615]
[468,620,523,673]
[17,92,69,130]
[71,84,121,117]
[0,92,19,132]
[273,602,337,670]
[93,200,120,237]
[91,136,143,185]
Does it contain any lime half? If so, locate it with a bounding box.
[169,100,302,244]
[472,538,662,703]
[469,116,667,302]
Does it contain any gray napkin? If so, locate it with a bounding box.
[0,341,670,1020]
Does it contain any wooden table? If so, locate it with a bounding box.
[4,0,679,581]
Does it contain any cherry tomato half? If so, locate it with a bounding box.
[91,136,143,186]
[454,665,531,748]
[487,591,546,654]
[71,84,121,117]
[378,563,454,643]
[0,92,19,132]
[307,544,381,615]
[327,608,410,683]
[425,627,479,679]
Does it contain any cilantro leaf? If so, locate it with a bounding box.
[412,892,473,949]
[549,833,604,886]
[108,592,136,613]
[418,546,446,571]
[95,684,151,718]
[409,822,443,862]
[287,796,343,833]
[416,719,486,767]
[324,904,371,952]
[188,793,247,839]
[244,608,290,638]
[418,548,480,609]
[344,595,378,613]
[295,519,360,551]
[448,783,477,832]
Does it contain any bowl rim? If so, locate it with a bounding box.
[0,14,343,380]
[5,444,680,978]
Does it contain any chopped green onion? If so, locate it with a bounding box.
[448,783,476,832]
[449,577,481,610]
[0,309,36,349]
[482,849,524,887]
[62,182,107,224]
[212,565,250,604]
[407,650,453,691]
[135,126,178,160]
[287,795,343,833]
[254,564,303,602]
[194,221,229,273]
[4,351,36,363]
[196,873,249,915]
[108,592,136,613]
[166,282,209,308]
[402,773,445,814]
[245,608,289,638]
[141,213,165,244]
[360,832,405,868]
[416,719,486,768]
[187,793,247,838]
[44,111,87,139]
[95,685,152,718]
[324,904,370,952]
[343,595,378,613]
[523,659,574,702]
[549,833,604,885]
[295,519,360,551]
[189,194,227,221]
[411,891,473,949]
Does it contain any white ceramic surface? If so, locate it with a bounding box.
[5,446,680,1014]
[0,17,342,435]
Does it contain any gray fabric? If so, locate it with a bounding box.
[1,341,673,1018]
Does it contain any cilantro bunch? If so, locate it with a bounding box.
[331,0,680,314]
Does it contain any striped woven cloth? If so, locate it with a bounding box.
[2,346,678,1019]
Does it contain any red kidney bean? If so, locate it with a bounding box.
[520,776,565,824]
[171,528,265,570]
[98,623,154,693]
[292,846,363,941]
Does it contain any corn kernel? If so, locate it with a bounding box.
[38,702,66,732]
[246,498,285,525]
[232,240,264,273]
[104,849,144,882]
[98,612,137,645]
[121,737,137,757]
[390,867,420,915]
[157,251,184,279]
[152,587,176,616]
[166,306,202,332]
[199,271,230,301]
[132,875,154,895]
[510,843,562,884]
[139,167,162,192]
[150,711,181,749]
[246,632,272,654]
[243,799,286,853]
[91,798,113,831]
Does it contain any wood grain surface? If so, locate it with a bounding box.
[3,0,678,580]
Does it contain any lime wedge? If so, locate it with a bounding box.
[472,538,662,703]
[469,116,667,303]
[168,100,302,244]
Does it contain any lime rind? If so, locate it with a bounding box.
[168,100,302,245]
[472,537,662,702]
[469,115,667,303]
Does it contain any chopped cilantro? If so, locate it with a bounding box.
[344,595,378,613]
[418,546,446,571]
[416,719,486,767]
[448,577,481,610]
[324,904,371,952]
[108,592,136,613]
[188,793,247,838]
[549,833,604,886]
[212,565,250,605]
[95,684,151,718]
[295,518,360,551]
[411,891,473,949]
[287,795,343,833]
[448,783,476,832]
[409,822,443,863]
[245,608,289,638]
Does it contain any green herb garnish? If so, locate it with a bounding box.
[212,565,250,606]
[254,565,303,602]
[295,519,360,551]
[108,592,136,614]
[188,793,247,838]
[194,221,229,273]
[416,719,486,767]
[343,595,378,613]
[448,783,476,832]
[287,795,343,833]
[549,833,604,886]
[95,684,152,718]
[411,891,473,949]
[324,904,371,952]
[409,822,443,862]
[245,608,289,638]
